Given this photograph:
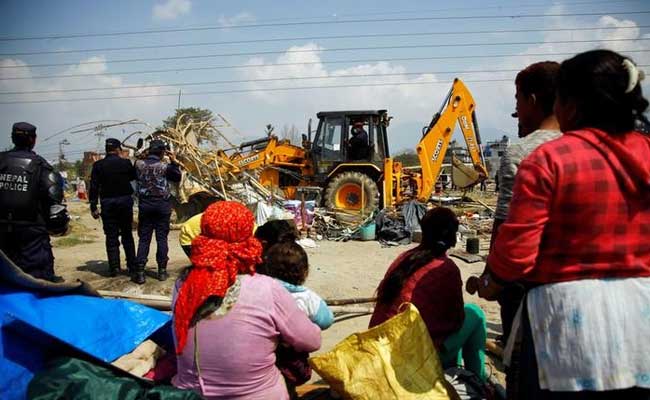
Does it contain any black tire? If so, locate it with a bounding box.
[324,171,379,222]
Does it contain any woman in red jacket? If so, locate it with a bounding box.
[370,207,487,381]
[479,50,650,399]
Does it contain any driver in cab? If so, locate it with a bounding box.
[347,121,370,160]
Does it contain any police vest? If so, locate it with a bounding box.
[135,158,171,199]
[0,151,43,224]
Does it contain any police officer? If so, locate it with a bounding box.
[133,138,181,284]
[0,122,69,282]
[89,138,137,277]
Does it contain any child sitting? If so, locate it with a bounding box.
[258,240,333,396]
[260,241,334,329]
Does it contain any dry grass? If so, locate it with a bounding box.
[52,219,98,248]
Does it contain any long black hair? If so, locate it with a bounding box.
[254,219,299,252]
[377,207,459,304]
[556,49,649,135]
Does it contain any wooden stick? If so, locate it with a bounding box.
[98,290,172,311]
[325,297,376,306]
[99,290,377,309]
[466,196,496,213]
[330,305,375,314]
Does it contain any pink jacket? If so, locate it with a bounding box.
[172,274,321,400]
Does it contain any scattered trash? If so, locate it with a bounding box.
[297,238,318,249]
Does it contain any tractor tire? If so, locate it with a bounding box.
[324,171,379,223]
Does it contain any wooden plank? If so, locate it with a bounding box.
[99,290,377,313]
[325,297,376,306]
[448,249,483,263]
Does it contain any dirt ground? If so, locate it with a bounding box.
[52,199,506,385]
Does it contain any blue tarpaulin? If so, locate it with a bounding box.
[0,286,171,399]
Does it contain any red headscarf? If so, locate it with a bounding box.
[173,201,262,354]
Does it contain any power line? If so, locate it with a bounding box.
[229,0,643,25]
[2,25,646,57]
[39,149,93,157]
[0,78,595,105]
[3,49,648,81]
[1,10,649,41]
[311,0,644,19]
[5,64,649,96]
[2,38,648,69]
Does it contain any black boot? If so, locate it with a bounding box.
[157,263,169,281]
[131,264,146,284]
[107,248,121,277]
[126,257,136,276]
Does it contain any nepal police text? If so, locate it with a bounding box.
[0,174,30,191]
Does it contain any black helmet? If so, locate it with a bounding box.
[47,204,70,236]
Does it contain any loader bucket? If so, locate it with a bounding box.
[451,155,484,189]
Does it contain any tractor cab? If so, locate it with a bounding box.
[310,110,390,179]
[308,110,391,214]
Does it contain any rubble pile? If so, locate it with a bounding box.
[142,114,284,219]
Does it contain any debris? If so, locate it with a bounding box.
[449,249,483,264]
[429,195,463,204]
[132,114,285,221]
[297,238,318,249]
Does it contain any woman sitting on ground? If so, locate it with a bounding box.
[171,201,321,400]
[370,207,487,381]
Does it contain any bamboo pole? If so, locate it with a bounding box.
[325,297,376,306]
[98,290,377,311]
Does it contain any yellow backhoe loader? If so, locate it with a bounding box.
[229,78,488,214]
[155,78,488,219]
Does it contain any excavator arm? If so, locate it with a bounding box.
[415,78,488,202]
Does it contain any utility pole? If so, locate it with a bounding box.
[94,124,106,152]
[58,139,70,169]
[177,89,182,110]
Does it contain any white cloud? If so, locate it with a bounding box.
[232,8,650,152]
[153,0,191,21]
[234,43,447,151]
[466,9,650,139]
[217,12,255,28]
[0,57,168,157]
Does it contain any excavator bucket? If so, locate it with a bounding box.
[451,155,483,189]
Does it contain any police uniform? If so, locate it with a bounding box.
[0,122,69,282]
[133,140,181,284]
[89,138,137,277]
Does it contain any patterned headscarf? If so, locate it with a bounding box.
[173,201,262,354]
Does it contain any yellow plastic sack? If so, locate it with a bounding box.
[309,303,459,400]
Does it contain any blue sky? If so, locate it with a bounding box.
[1,0,649,162]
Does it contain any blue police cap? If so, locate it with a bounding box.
[148,139,167,152]
[105,138,122,151]
[12,122,37,137]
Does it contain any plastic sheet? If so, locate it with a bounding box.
[0,286,171,399]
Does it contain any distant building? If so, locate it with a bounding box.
[483,135,510,179]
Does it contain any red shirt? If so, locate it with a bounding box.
[369,252,464,348]
[489,128,650,284]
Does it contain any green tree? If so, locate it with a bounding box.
[162,107,214,130]
[393,150,419,167]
